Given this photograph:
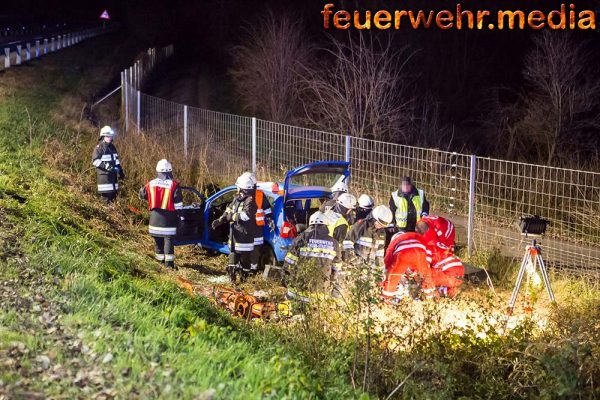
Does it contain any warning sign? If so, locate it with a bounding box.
[99,10,110,20]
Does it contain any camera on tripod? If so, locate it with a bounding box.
[518,215,550,237]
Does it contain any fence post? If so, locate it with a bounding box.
[35,40,40,57]
[124,70,129,133]
[467,154,477,257]
[345,135,351,162]
[137,90,141,134]
[183,105,189,158]
[43,39,48,54]
[4,48,10,68]
[25,43,31,61]
[252,117,257,173]
[121,71,124,119]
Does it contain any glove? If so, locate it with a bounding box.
[211,218,225,230]
[103,162,114,172]
[115,166,125,180]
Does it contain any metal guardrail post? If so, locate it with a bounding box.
[25,43,31,61]
[4,48,10,68]
[35,40,40,57]
[252,117,257,172]
[43,39,48,54]
[15,45,21,64]
[183,105,189,158]
[124,71,129,133]
[467,154,477,256]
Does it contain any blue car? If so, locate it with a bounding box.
[174,161,351,267]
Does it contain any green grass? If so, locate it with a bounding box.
[0,32,363,399]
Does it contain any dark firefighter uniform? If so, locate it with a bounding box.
[92,141,124,203]
[215,188,272,276]
[139,174,183,268]
[284,221,342,302]
[342,216,387,267]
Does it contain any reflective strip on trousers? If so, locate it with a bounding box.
[98,183,118,192]
[164,254,175,261]
[149,226,177,236]
[155,254,165,261]
[233,242,255,252]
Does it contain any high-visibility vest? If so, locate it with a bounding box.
[146,179,178,211]
[326,212,349,238]
[255,190,265,226]
[391,189,424,228]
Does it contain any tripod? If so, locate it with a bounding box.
[508,239,556,313]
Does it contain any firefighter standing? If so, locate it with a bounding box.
[138,159,183,269]
[355,194,375,221]
[284,211,342,302]
[388,176,429,233]
[324,193,357,243]
[212,172,272,282]
[92,126,125,204]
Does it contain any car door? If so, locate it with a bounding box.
[202,186,238,254]
[174,187,205,245]
[283,161,351,202]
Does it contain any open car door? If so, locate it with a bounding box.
[283,161,351,202]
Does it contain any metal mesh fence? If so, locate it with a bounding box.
[123,77,600,280]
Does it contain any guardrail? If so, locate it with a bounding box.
[1,26,108,70]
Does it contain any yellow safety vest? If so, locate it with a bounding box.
[391,189,424,228]
[325,211,349,238]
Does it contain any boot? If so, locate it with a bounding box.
[227,264,238,284]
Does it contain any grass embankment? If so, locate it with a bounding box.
[0,32,360,399]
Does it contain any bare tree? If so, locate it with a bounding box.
[516,32,600,165]
[229,11,312,123]
[297,34,416,142]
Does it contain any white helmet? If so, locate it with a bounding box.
[330,177,349,193]
[235,172,256,190]
[156,159,173,172]
[309,211,329,226]
[358,194,374,209]
[99,125,115,138]
[336,193,357,210]
[372,205,393,226]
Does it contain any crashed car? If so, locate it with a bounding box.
[174,161,350,268]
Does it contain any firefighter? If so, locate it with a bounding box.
[429,246,465,298]
[415,215,456,252]
[388,176,429,233]
[324,193,357,243]
[382,230,435,301]
[92,126,125,204]
[319,178,349,212]
[356,194,375,221]
[283,211,342,302]
[343,205,393,268]
[212,172,272,282]
[138,159,183,269]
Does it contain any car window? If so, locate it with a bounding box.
[211,189,236,207]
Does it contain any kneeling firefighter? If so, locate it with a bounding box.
[138,159,183,269]
[284,211,342,302]
[212,172,272,282]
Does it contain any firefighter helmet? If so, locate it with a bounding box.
[309,211,329,226]
[156,159,173,172]
[99,125,115,138]
[336,193,357,210]
[358,194,374,209]
[372,205,393,225]
[330,177,349,193]
[235,172,256,189]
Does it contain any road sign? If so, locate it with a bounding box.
[100,10,110,20]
